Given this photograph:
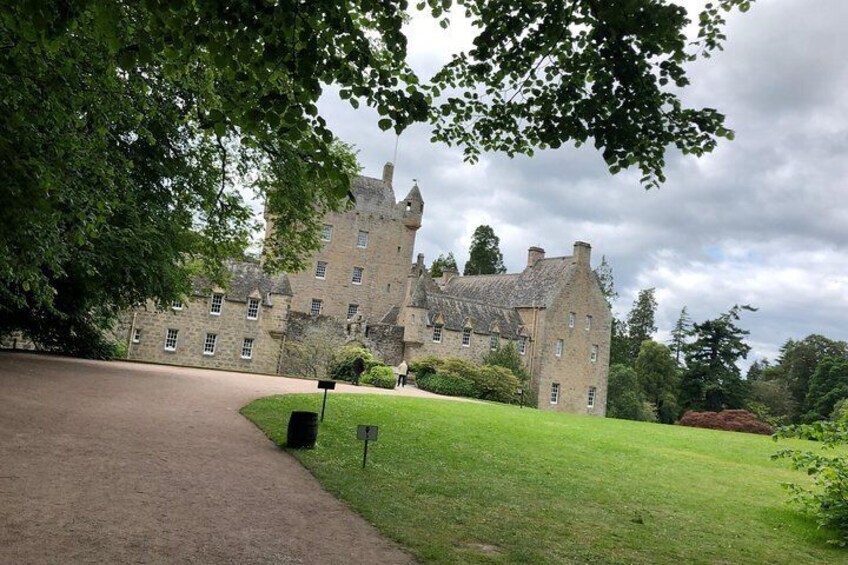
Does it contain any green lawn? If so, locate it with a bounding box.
[240,394,843,564]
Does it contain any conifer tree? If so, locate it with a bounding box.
[430,253,459,278]
[464,225,506,275]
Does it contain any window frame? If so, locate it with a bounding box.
[347,304,359,320]
[590,344,598,363]
[568,312,576,328]
[210,293,223,315]
[351,266,364,285]
[203,333,217,356]
[585,315,592,331]
[489,333,499,351]
[357,230,368,248]
[461,328,472,347]
[518,336,527,355]
[315,261,327,280]
[164,328,178,351]
[321,224,333,242]
[555,339,563,358]
[550,383,560,404]
[241,337,254,360]
[432,325,443,343]
[588,386,597,408]
[171,300,183,311]
[310,298,322,316]
[246,297,260,320]
[132,328,141,344]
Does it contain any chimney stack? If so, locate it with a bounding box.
[383,162,394,187]
[527,246,545,268]
[573,241,591,268]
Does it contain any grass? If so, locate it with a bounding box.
[240,394,844,564]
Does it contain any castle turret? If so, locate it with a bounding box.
[401,182,424,229]
[401,274,429,345]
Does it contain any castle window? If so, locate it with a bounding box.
[321,224,333,242]
[210,293,223,315]
[352,266,364,285]
[164,328,178,351]
[568,312,576,328]
[132,328,141,344]
[241,338,254,360]
[489,333,499,351]
[315,261,327,279]
[461,328,472,347]
[518,336,527,355]
[432,325,443,343]
[203,333,217,356]
[588,386,597,408]
[590,344,598,363]
[310,299,322,316]
[247,298,260,320]
[171,300,183,311]
[550,383,560,404]
[555,339,563,358]
[357,230,368,248]
[585,315,592,331]
[347,304,359,320]
[387,283,391,292]
[406,201,412,212]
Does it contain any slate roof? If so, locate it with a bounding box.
[426,294,524,338]
[443,256,576,308]
[351,175,396,210]
[192,260,292,303]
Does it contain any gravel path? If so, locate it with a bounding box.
[0,352,433,564]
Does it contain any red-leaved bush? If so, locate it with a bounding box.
[678,409,773,435]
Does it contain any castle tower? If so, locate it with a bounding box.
[400,182,424,230]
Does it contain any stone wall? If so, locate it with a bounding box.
[277,312,347,379]
[127,293,289,375]
[365,324,405,366]
[528,266,611,416]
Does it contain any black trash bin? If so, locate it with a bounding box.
[287,411,318,449]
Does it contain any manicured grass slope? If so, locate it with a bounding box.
[241,395,841,564]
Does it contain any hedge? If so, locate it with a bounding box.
[362,365,396,389]
[328,345,380,382]
[411,356,520,403]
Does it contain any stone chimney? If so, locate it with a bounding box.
[527,246,545,268]
[383,162,394,187]
[442,267,459,281]
[573,241,591,268]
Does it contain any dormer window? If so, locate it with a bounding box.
[432,325,443,343]
[489,333,499,351]
[210,293,223,315]
[461,328,472,347]
[246,297,260,320]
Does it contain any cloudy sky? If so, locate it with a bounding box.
[300,0,848,365]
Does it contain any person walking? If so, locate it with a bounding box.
[352,356,365,386]
[397,360,408,388]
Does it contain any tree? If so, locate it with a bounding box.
[625,288,658,364]
[464,225,506,275]
[747,379,795,426]
[802,358,848,424]
[669,306,692,365]
[430,252,459,278]
[680,305,755,411]
[635,340,680,423]
[593,255,618,308]
[776,335,848,413]
[482,340,531,397]
[606,364,655,422]
[1,1,754,352]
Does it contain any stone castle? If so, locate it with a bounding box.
[126,164,611,415]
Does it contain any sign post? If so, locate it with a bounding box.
[357,424,379,468]
[317,380,336,421]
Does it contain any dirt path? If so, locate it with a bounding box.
[0,352,432,564]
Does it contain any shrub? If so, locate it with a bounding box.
[469,365,520,403]
[412,356,520,403]
[409,356,444,380]
[482,341,529,383]
[773,420,848,546]
[327,345,380,382]
[417,371,478,398]
[678,409,773,435]
[361,365,396,389]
